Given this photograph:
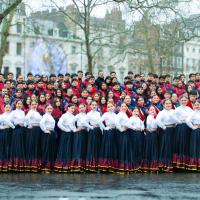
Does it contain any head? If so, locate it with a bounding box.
[179,96,188,107]
[16,100,23,109]
[78,103,86,113]
[67,103,75,114]
[120,103,128,112]
[4,104,11,112]
[107,103,115,112]
[132,107,139,116]
[148,106,156,115]
[45,104,53,114]
[163,99,172,111]
[30,100,38,110]
[193,100,200,111]
[91,101,97,110]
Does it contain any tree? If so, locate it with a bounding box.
[0,0,22,25]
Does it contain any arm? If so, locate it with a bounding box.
[40,115,49,133]
[125,117,134,130]
[57,115,69,132]
[98,114,107,130]
[186,114,196,130]
[82,114,93,129]
[156,113,166,130]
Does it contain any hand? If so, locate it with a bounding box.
[105,127,110,131]
[76,128,80,132]
[162,126,166,130]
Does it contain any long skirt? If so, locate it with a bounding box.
[117,130,132,173]
[71,129,88,172]
[54,131,73,173]
[142,131,159,172]
[173,123,191,169]
[8,126,26,172]
[187,128,200,171]
[98,129,118,172]
[85,127,102,172]
[0,128,12,172]
[25,127,42,172]
[158,127,175,172]
[129,130,144,172]
[41,130,57,173]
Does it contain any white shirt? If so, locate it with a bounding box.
[40,112,55,133]
[186,110,200,130]
[126,115,144,131]
[146,114,158,130]
[115,111,129,132]
[74,112,87,128]
[174,105,193,123]
[24,109,42,128]
[0,111,15,129]
[156,109,180,130]
[8,109,25,126]
[57,112,76,132]
[99,111,116,130]
[84,110,101,129]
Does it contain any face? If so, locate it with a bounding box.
[164,93,171,99]
[108,91,114,98]
[71,96,78,103]
[68,105,75,113]
[124,96,131,104]
[101,97,106,104]
[101,83,107,90]
[136,87,143,94]
[152,96,159,104]
[98,71,104,78]
[2,88,8,95]
[26,97,31,105]
[55,99,61,107]
[189,95,197,102]
[79,104,86,113]
[45,93,51,100]
[91,102,97,110]
[148,106,156,115]
[31,101,38,110]
[157,88,163,94]
[107,103,114,112]
[193,102,200,110]
[93,94,100,101]
[86,97,92,104]
[137,98,144,106]
[31,94,37,101]
[16,101,23,109]
[164,100,172,110]
[4,95,10,103]
[120,103,128,112]
[46,106,53,113]
[5,104,11,112]
[180,97,188,106]
[171,93,178,102]
[89,78,95,85]
[133,108,139,116]
[67,89,73,96]
[40,95,45,102]
[57,90,62,96]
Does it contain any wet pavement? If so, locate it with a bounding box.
[0,173,200,199]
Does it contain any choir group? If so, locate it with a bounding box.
[0,71,199,174]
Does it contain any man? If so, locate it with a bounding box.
[95,70,104,89]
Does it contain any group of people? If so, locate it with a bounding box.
[0,71,199,174]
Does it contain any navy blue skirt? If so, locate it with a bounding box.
[187,128,200,171]
[41,130,57,173]
[159,127,175,172]
[129,130,144,172]
[98,128,118,172]
[71,129,88,172]
[173,123,191,169]
[25,126,42,172]
[143,131,159,172]
[0,128,12,172]
[86,127,102,171]
[9,126,26,172]
[54,131,73,172]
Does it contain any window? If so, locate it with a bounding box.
[16,43,22,55]
[16,23,22,33]
[4,67,9,77]
[5,42,9,54]
[16,67,21,77]
[48,29,53,36]
[71,46,76,54]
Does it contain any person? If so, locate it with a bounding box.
[98,103,117,172]
[84,101,102,172]
[173,96,193,169]
[0,104,14,172]
[71,104,88,172]
[24,100,42,172]
[54,103,76,172]
[40,104,57,173]
[8,100,26,171]
[186,100,200,171]
[115,103,130,173]
[156,99,180,172]
[143,106,159,172]
[126,107,145,172]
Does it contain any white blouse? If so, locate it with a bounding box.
[186,110,200,130]
[8,109,26,127]
[74,112,87,128]
[156,109,181,130]
[40,113,55,133]
[0,111,15,129]
[57,112,76,132]
[24,109,42,128]
[84,110,101,129]
[146,115,158,130]
[115,112,129,132]
[126,115,144,131]
[174,105,193,123]
[99,111,116,130]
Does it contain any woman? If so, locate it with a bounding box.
[98,103,117,172]
[99,96,107,114]
[24,100,42,172]
[156,99,180,172]
[54,103,76,172]
[126,107,145,172]
[0,104,14,172]
[8,100,26,172]
[115,103,130,173]
[84,101,102,172]
[37,93,46,115]
[71,104,88,172]
[23,96,31,114]
[143,106,159,172]
[186,100,200,171]
[40,104,57,173]
[173,96,193,170]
